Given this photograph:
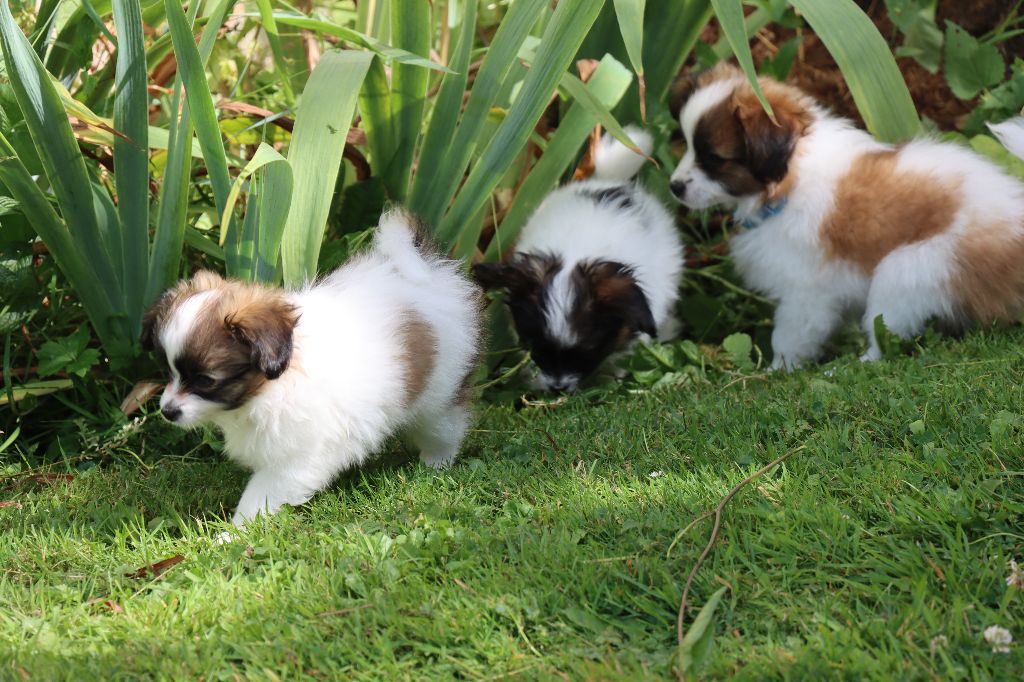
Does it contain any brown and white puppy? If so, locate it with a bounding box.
[142,211,483,527]
[669,63,1024,367]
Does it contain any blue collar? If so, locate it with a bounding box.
[737,197,788,229]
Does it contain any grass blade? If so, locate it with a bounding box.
[485,55,634,260]
[408,0,549,226]
[382,0,431,200]
[789,0,921,142]
[111,0,149,336]
[281,50,373,286]
[218,143,289,247]
[436,0,606,255]
[252,160,294,283]
[710,0,774,119]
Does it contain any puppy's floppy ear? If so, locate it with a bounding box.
[578,261,656,338]
[472,262,520,291]
[472,254,560,296]
[732,83,810,184]
[223,293,299,379]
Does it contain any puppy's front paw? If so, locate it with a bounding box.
[419,452,456,470]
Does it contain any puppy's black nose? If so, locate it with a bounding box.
[669,180,689,199]
[161,405,182,422]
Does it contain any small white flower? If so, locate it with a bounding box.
[929,635,948,654]
[648,471,663,479]
[1007,559,1024,589]
[984,625,1012,654]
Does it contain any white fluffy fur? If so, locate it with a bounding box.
[158,212,481,526]
[672,82,1024,368]
[515,126,685,389]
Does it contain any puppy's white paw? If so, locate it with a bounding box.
[419,452,456,470]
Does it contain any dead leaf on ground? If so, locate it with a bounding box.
[126,554,185,579]
[0,501,23,509]
[120,381,163,416]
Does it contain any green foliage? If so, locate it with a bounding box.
[885,0,943,73]
[36,328,100,379]
[944,22,1006,100]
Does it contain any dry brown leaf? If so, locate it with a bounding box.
[120,381,163,416]
[126,554,185,579]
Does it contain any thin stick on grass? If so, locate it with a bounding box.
[673,445,806,647]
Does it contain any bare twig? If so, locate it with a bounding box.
[673,446,806,649]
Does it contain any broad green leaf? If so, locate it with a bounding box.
[251,160,294,283]
[790,0,920,142]
[281,50,373,286]
[678,586,728,678]
[486,55,633,260]
[219,143,290,245]
[408,0,549,226]
[886,0,942,73]
[437,0,606,255]
[384,0,431,201]
[943,21,1005,100]
[112,0,150,334]
[722,333,755,370]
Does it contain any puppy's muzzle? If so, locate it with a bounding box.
[161,404,183,422]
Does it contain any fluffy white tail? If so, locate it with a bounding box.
[374,209,436,283]
[989,117,1024,160]
[591,125,653,181]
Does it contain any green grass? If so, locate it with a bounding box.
[2,330,1023,680]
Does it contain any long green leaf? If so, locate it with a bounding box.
[612,0,646,118]
[384,0,431,200]
[0,132,119,351]
[678,586,728,678]
[148,1,225,303]
[559,71,648,157]
[357,56,395,180]
[164,0,237,272]
[711,0,774,119]
[253,0,295,104]
[789,0,920,142]
[437,0,607,255]
[0,1,123,316]
[281,50,373,286]
[218,143,289,247]
[407,0,477,212]
[262,12,450,73]
[408,0,549,226]
[486,55,634,260]
[251,160,294,283]
[112,0,149,336]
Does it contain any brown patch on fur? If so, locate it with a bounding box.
[141,271,300,408]
[952,226,1024,323]
[821,150,961,273]
[398,312,438,406]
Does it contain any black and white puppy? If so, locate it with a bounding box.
[474,127,684,392]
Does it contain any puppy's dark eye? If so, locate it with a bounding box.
[192,373,216,390]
